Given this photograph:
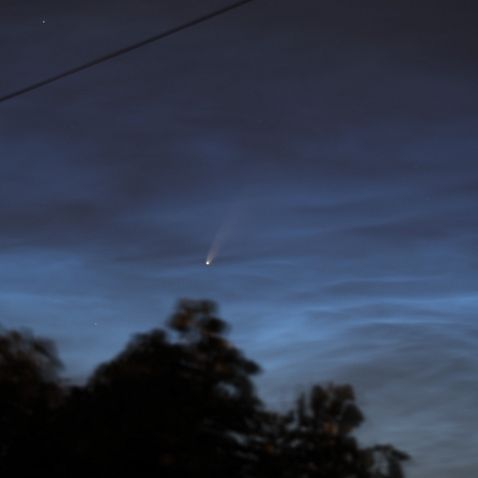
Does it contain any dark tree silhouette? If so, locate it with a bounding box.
[0,329,63,471]
[0,300,409,477]
[252,384,408,478]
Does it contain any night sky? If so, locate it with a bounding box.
[2,1,478,476]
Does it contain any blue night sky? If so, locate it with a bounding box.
[1,1,478,477]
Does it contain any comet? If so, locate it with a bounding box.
[205,229,224,266]
[205,212,236,266]
[204,197,248,266]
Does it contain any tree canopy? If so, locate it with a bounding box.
[0,300,409,477]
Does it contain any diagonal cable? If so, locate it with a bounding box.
[0,0,256,104]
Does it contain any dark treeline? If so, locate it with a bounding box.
[0,299,409,477]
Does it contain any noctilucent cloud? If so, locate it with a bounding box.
[1,1,478,477]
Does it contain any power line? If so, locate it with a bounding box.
[0,0,256,104]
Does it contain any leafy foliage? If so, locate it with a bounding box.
[0,300,409,477]
[0,330,62,469]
